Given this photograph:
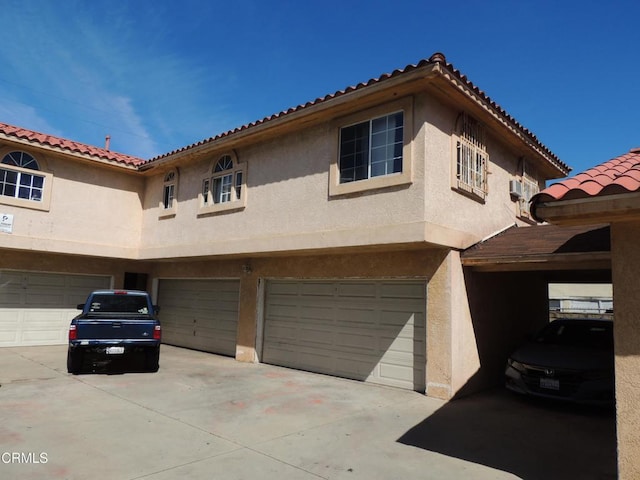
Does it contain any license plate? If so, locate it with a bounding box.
[540,377,560,390]
[106,346,125,355]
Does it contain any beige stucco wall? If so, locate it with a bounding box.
[0,145,144,259]
[610,221,640,479]
[139,100,428,259]
[0,249,149,289]
[421,97,530,242]
[138,92,540,260]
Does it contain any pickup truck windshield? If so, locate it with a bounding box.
[88,295,150,314]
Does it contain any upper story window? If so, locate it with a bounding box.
[159,169,178,218]
[518,161,541,219]
[1,151,44,202]
[339,111,403,183]
[329,97,413,197]
[0,150,52,211]
[163,171,176,209]
[520,174,540,218]
[199,153,246,215]
[203,155,242,205]
[454,113,489,200]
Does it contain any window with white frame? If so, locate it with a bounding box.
[162,170,177,210]
[1,151,45,202]
[520,173,540,217]
[339,111,404,184]
[455,113,488,198]
[199,153,246,215]
[203,155,243,205]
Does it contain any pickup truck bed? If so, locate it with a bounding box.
[67,290,162,374]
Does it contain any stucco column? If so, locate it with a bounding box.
[611,221,640,479]
[426,250,486,400]
[235,272,259,362]
[426,251,454,399]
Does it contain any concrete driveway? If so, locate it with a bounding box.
[0,345,616,479]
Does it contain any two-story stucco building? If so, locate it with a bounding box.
[0,53,569,399]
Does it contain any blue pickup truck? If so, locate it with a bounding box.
[67,290,162,374]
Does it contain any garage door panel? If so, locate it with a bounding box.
[299,282,335,296]
[384,334,414,352]
[379,362,414,383]
[0,292,21,305]
[336,334,378,353]
[379,282,425,298]
[336,282,377,297]
[27,273,62,288]
[300,305,335,321]
[296,328,335,347]
[0,311,20,343]
[264,323,297,341]
[157,279,239,357]
[333,307,376,324]
[266,303,298,319]
[0,271,110,347]
[263,279,426,391]
[25,292,65,306]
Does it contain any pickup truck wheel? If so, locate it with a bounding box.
[145,349,160,372]
[67,350,83,374]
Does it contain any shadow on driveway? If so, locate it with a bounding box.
[398,389,617,480]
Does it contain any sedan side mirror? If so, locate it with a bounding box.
[76,303,85,310]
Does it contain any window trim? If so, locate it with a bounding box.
[198,152,246,216]
[329,97,413,197]
[159,169,178,218]
[0,150,53,211]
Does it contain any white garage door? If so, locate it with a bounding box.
[157,279,240,356]
[263,280,426,391]
[0,270,111,346]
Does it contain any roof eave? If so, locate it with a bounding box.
[0,132,141,171]
[143,63,442,170]
[532,192,640,225]
[145,55,567,177]
[462,251,611,272]
[430,68,569,178]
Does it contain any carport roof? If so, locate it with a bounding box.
[461,224,611,272]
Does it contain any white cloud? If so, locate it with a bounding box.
[0,100,63,137]
[0,2,249,157]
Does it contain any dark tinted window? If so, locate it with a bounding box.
[89,295,150,314]
[535,321,613,350]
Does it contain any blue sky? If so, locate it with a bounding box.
[0,0,638,176]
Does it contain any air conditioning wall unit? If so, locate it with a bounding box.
[509,179,523,198]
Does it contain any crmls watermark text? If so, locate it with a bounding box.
[1,452,48,464]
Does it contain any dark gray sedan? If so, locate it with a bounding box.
[505,318,614,405]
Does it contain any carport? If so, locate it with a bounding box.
[459,223,611,396]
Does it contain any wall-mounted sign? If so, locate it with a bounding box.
[0,213,14,234]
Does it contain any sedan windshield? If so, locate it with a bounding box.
[535,321,613,350]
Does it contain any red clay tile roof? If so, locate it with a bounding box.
[0,52,568,174]
[146,52,569,175]
[0,122,144,166]
[533,147,640,203]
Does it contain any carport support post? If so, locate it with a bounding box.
[426,251,453,398]
[426,250,481,399]
[611,221,640,479]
